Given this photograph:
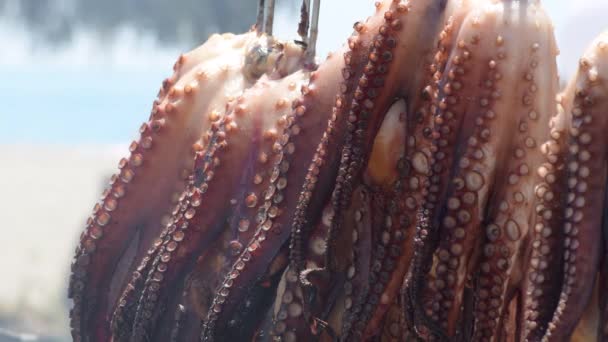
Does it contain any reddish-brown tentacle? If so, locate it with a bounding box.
[126,67,310,341]
[470,4,560,341]
[345,99,408,340]
[339,2,459,339]
[540,33,608,342]
[198,3,430,339]
[403,1,560,339]
[361,1,477,336]
[402,1,476,337]
[287,1,390,281]
[197,48,360,339]
[602,204,608,341]
[68,32,275,341]
[380,296,413,341]
[282,1,450,339]
[321,0,446,279]
[198,50,343,341]
[266,199,347,341]
[103,35,305,341]
[518,57,569,342]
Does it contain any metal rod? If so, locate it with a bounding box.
[298,0,311,44]
[256,0,266,34]
[264,0,276,35]
[305,0,320,62]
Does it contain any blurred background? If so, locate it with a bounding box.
[0,0,605,340]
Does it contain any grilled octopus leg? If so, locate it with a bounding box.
[521,30,608,342]
[403,1,559,340]
[68,31,284,341]
[109,42,311,341]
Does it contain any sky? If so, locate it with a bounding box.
[1,0,607,145]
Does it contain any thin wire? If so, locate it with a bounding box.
[264,0,276,35]
[256,0,266,34]
[305,0,320,62]
[298,0,311,44]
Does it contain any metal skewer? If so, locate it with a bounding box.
[298,0,311,44]
[264,0,276,35]
[255,0,266,34]
[305,0,320,62]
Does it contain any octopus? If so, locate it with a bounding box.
[67,0,608,341]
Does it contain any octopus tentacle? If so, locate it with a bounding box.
[179,111,318,340]
[345,99,408,340]
[170,131,286,339]
[128,115,252,340]
[518,46,569,342]
[230,4,410,334]
[106,36,305,341]
[198,47,343,341]
[287,1,391,280]
[127,65,310,341]
[68,31,276,341]
[286,1,450,338]
[360,1,480,337]
[339,169,390,339]
[405,1,499,337]
[196,4,404,339]
[265,213,337,341]
[602,197,608,341]
[571,281,601,342]
[343,97,424,340]
[406,1,559,339]
[403,1,476,337]
[322,0,446,279]
[248,195,334,341]
[285,182,376,340]
[540,32,608,342]
[380,296,413,341]
[469,4,559,341]
[328,184,373,338]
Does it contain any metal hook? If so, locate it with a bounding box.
[305,0,320,62]
[255,0,265,34]
[264,0,276,35]
[298,0,311,44]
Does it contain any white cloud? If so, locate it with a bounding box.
[2,0,605,80]
[0,15,182,70]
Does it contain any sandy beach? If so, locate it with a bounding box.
[0,144,125,340]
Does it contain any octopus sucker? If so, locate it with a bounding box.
[67,1,608,341]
